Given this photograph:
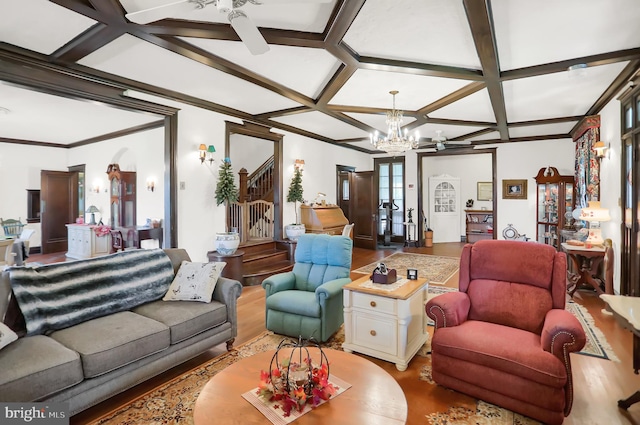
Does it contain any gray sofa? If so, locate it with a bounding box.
[0,248,242,415]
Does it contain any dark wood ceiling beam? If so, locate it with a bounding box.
[424,117,496,127]
[502,48,640,81]
[584,59,640,117]
[50,24,125,64]
[255,106,313,120]
[451,127,496,141]
[327,104,388,114]
[0,137,69,149]
[316,56,357,105]
[69,120,165,148]
[325,0,366,45]
[49,0,103,21]
[418,81,486,116]
[463,0,509,140]
[87,0,126,23]
[508,116,582,127]
[472,133,571,144]
[359,57,484,81]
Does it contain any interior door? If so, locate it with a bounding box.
[336,166,354,222]
[428,175,461,243]
[352,171,377,249]
[41,170,78,254]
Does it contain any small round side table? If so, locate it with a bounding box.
[207,250,245,285]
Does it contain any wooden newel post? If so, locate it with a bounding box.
[238,168,248,203]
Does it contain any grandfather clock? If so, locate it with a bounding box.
[107,164,136,229]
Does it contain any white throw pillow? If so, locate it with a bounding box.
[0,322,18,351]
[163,261,226,303]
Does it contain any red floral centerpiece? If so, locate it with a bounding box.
[256,337,337,417]
[93,225,111,237]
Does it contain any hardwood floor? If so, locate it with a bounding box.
[27,244,640,425]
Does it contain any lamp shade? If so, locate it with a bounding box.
[198,144,207,151]
[580,201,610,222]
[86,205,100,214]
[207,145,216,153]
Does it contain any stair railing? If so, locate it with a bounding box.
[239,156,274,202]
[229,200,274,243]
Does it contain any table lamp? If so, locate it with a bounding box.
[86,205,100,225]
[579,201,610,246]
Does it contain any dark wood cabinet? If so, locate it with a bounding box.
[107,165,136,229]
[535,167,574,250]
[26,189,40,223]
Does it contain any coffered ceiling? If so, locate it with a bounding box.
[1,0,639,153]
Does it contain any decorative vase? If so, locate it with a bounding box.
[215,232,240,255]
[285,224,305,241]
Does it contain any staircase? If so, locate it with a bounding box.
[240,240,295,286]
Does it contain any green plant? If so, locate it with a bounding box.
[286,167,304,224]
[215,157,239,208]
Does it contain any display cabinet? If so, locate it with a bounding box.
[465,209,494,243]
[535,167,574,250]
[107,164,136,229]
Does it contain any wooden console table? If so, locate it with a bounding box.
[561,243,607,296]
[600,294,640,409]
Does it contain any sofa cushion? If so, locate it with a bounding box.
[163,261,225,303]
[266,291,321,318]
[10,249,175,336]
[431,320,567,389]
[133,300,227,344]
[50,311,170,378]
[0,322,17,350]
[0,335,83,401]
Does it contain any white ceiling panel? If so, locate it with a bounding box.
[330,69,470,110]
[504,62,629,122]
[119,0,336,32]
[271,111,370,140]
[78,34,302,115]
[508,122,577,139]
[469,131,500,142]
[0,0,95,55]
[344,0,480,69]
[182,38,341,99]
[344,112,417,135]
[493,0,640,70]
[0,83,160,144]
[413,124,486,141]
[428,88,496,122]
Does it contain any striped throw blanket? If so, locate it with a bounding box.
[10,249,174,336]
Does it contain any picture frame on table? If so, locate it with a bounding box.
[502,179,528,200]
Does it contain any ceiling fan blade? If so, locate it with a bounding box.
[125,0,194,24]
[229,10,270,55]
[447,141,472,145]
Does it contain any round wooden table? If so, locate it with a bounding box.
[193,348,407,425]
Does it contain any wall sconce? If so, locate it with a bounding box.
[91,179,103,194]
[199,144,216,164]
[294,159,305,171]
[594,141,608,160]
[146,177,155,192]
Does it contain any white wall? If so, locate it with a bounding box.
[599,97,622,293]
[0,143,68,245]
[421,153,493,239]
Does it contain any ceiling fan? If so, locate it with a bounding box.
[122,0,331,55]
[423,130,472,151]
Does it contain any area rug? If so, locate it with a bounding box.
[353,253,459,285]
[427,286,619,362]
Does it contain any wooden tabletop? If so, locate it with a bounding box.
[344,274,428,300]
[193,348,407,425]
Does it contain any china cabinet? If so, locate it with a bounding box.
[465,209,494,243]
[107,164,136,229]
[535,167,574,250]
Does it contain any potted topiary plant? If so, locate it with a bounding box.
[214,157,240,254]
[285,166,305,240]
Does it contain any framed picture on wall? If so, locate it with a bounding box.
[502,179,528,200]
[477,182,493,201]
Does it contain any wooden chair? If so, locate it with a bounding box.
[110,230,137,253]
[1,218,25,238]
[342,223,354,238]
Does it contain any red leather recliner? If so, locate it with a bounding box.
[426,240,586,425]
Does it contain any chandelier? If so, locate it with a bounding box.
[370,90,419,154]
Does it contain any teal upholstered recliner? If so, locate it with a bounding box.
[262,233,353,342]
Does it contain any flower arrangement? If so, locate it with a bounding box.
[93,225,111,237]
[256,338,337,417]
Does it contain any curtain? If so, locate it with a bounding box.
[573,116,600,209]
